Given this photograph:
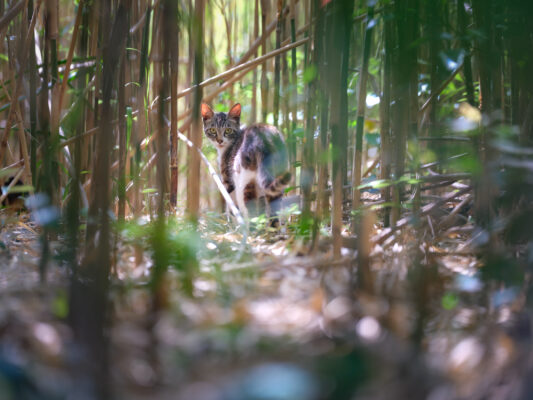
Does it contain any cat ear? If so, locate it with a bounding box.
[201,103,214,120]
[228,103,241,120]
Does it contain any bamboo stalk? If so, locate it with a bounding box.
[175,38,308,99]
[351,2,374,230]
[61,38,309,149]
[0,0,42,167]
[187,0,205,221]
[273,0,283,126]
[0,77,31,181]
[0,0,25,32]
[301,0,316,231]
[260,0,270,121]
[117,52,127,222]
[57,0,84,113]
[28,0,37,187]
[170,66,179,208]
[250,0,259,123]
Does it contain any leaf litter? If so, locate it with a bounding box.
[0,206,530,400]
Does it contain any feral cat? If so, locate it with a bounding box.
[201,103,291,221]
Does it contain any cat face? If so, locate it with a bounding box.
[201,103,241,150]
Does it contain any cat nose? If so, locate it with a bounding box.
[216,138,223,144]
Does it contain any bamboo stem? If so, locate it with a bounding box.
[57,0,84,113]
[0,0,42,167]
[0,0,26,32]
[351,3,374,229]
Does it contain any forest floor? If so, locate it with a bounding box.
[0,194,531,400]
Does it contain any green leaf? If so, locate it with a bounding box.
[4,185,34,194]
[358,179,393,189]
[441,292,459,310]
[303,65,317,83]
[126,106,133,151]
[52,291,69,318]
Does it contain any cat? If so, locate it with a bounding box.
[201,103,291,222]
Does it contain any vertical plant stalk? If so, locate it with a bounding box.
[73,2,129,398]
[118,51,127,222]
[301,0,316,235]
[457,0,475,107]
[380,7,392,227]
[313,0,329,228]
[328,0,354,259]
[409,0,420,221]
[58,0,84,113]
[0,0,42,168]
[260,0,270,120]
[471,0,495,227]
[66,0,90,279]
[28,0,38,187]
[288,0,297,178]
[390,0,410,227]
[427,0,440,135]
[170,59,179,208]
[187,0,205,221]
[48,0,60,139]
[251,0,259,123]
[351,2,374,231]
[273,0,283,126]
[169,2,179,209]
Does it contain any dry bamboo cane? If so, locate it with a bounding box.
[65,38,308,151]
[0,166,24,204]
[273,0,283,126]
[57,0,84,113]
[187,0,205,221]
[351,3,374,231]
[0,0,42,168]
[260,0,270,121]
[0,77,31,181]
[250,0,259,123]
[0,0,26,33]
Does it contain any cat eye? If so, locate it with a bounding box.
[207,128,216,135]
[224,128,233,136]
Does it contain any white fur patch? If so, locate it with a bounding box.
[233,154,259,218]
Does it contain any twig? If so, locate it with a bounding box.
[437,193,472,229]
[59,37,309,150]
[0,0,42,167]
[130,0,161,34]
[0,167,24,204]
[372,186,472,245]
[57,0,84,113]
[176,131,245,228]
[362,157,379,178]
[0,0,26,32]
[419,63,464,116]
[174,38,308,100]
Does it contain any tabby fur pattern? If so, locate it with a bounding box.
[201,103,291,220]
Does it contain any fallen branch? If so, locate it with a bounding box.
[437,194,473,229]
[0,167,24,204]
[372,186,472,245]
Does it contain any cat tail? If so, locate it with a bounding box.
[263,171,291,197]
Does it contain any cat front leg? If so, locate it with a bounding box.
[235,179,249,222]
